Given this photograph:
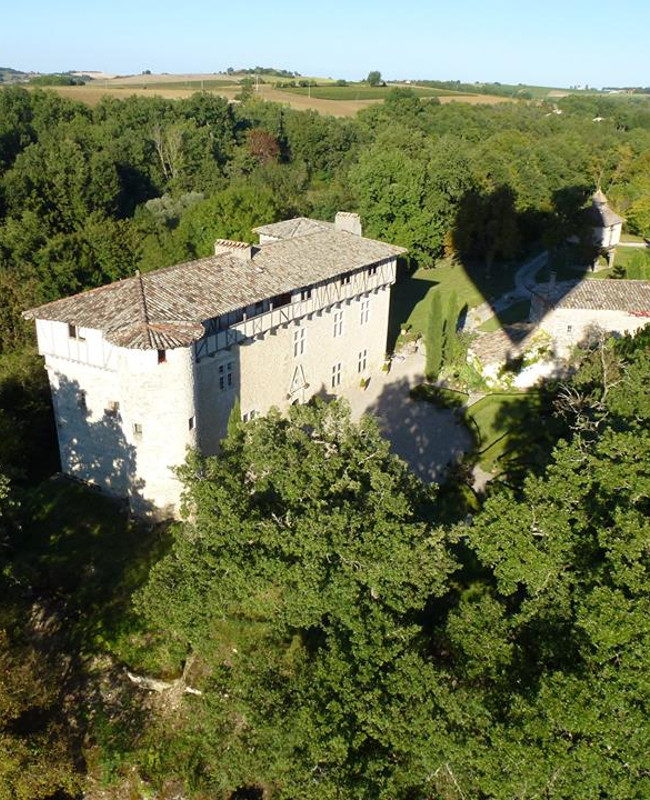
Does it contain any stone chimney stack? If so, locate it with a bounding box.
[335,211,362,237]
[214,239,255,259]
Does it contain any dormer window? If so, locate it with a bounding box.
[68,324,85,341]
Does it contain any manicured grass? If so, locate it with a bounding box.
[620,231,647,243]
[478,300,530,332]
[389,257,524,349]
[466,393,523,467]
[281,85,457,101]
[610,246,650,276]
[466,391,557,474]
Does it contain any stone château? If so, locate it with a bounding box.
[24,213,405,516]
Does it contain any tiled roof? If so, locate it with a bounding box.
[253,217,334,239]
[24,227,406,349]
[470,325,533,365]
[537,279,650,313]
[590,190,624,227]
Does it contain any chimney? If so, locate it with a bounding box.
[335,211,362,237]
[214,239,255,259]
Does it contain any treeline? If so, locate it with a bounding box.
[28,74,85,86]
[415,78,535,98]
[2,85,650,357]
[231,66,301,78]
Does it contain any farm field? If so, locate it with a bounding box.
[281,84,463,100]
[31,74,514,116]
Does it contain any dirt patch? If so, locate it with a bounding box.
[39,84,202,106]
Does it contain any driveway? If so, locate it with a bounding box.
[348,351,474,483]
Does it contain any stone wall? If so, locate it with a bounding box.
[35,261,396,517]
[539,307,650,357]
[38,320,196,516]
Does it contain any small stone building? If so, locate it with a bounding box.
[590,189,624,265]
[530,278,650,357]
[24,213,405,516]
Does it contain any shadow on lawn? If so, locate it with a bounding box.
[450,184,599,343]
[470,383,568,492]
[387,259,438,352]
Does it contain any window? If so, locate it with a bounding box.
[272,292,291,309]
[133,422,143,438]
[106,401,120,418]
[78,390,87,412]
[360,298,370,325]
[68,323,85,341]
[300,287,312,301]
[188,416,195,431]
[157,349,166,364]
[331,362,342,388]
[367,265,378,277]
[567,325,573,334]
[219,361,234,391]
[340,273,352,286]
[293,327,305,357]
[333,310,343,338]
[243,410,258,423]
[358,349,367,373]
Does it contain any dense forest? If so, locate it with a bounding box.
[1,85,650,798]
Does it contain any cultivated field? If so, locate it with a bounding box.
[280,84,462,100]
[32,72,515,116]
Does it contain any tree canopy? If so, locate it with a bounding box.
[2,84,650,797]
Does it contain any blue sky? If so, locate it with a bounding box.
[3,0,649,87]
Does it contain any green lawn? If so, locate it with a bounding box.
[478,299,530,332]
[610,246,650,277]
[281,85,458,101]
[466,391,557,474]
[389,257,525,349]
[620,231,647,243]
[549,247,650,281]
